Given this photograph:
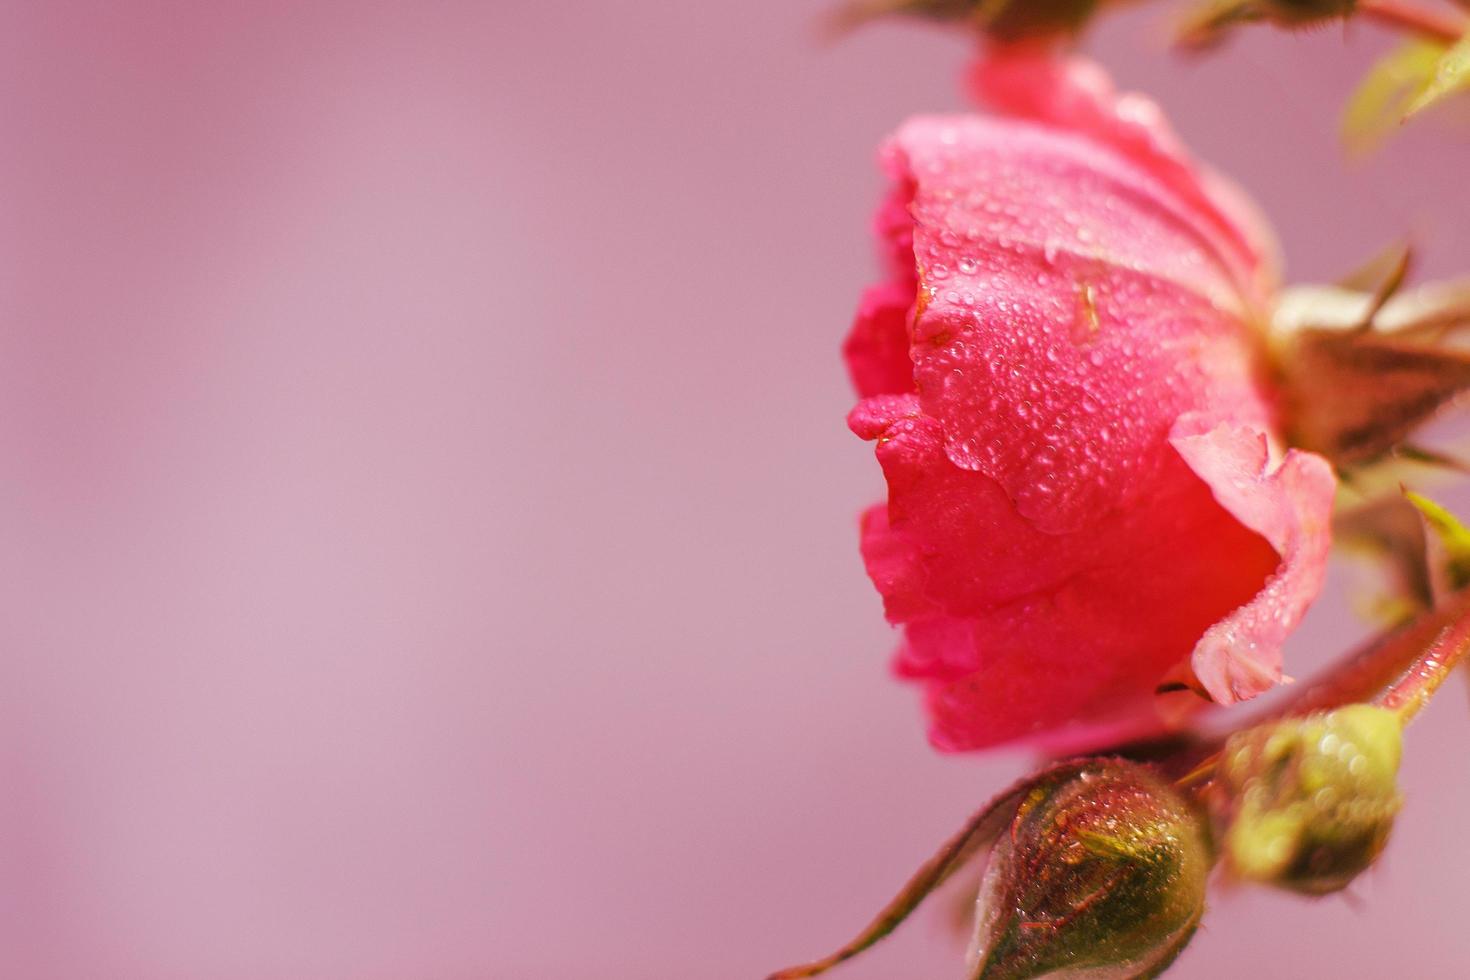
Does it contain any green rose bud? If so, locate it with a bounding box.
[1214,704,1403,895]
[968,759,1212,980]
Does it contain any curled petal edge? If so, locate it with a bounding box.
[1170,416,1337,704]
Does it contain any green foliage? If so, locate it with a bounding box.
[1404,490,1470,589]
[1345,33,1470,151]
[1407,31,1470,117]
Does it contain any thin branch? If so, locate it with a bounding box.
[1170,587,1470,790]
[1268,584,1470,719]
[1375,591,1470,719]
[766,780,1030,979]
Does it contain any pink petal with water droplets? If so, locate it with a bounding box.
[1171,417,1337,704]
[890,109,1271,534]
[968,45,1279,305]
[844,281,916,398]
[848,53,1338,751]
[842,171,921,398]
[857,404,1282,750]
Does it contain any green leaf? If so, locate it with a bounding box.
[1406,31,1470,119]
[1404,490,1470,590]
[1342,40,1446,152]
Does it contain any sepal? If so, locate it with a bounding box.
[1272,279,1470,469]
[1404,489,1470,591]
[767,777,1031,979]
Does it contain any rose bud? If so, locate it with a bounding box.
[1211,704,1403,895]
[847,48,1336,751]
[968,759,1211,980]
[766,759,1210,980]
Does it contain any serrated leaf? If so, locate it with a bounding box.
[1342,40,1446,152]
[1406,31,1470,118]
[1404,490,1470,590]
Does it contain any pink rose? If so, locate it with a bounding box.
[847,49,1337,752]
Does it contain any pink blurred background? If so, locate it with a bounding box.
[5,2,1470,977]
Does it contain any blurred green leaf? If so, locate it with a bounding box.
[1343,39,1446,151]
[1404,490,1470,590]
[1406,31,1470,118]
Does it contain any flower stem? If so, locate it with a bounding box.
[1272,585,1470,721]
[1171,587,1470,789]
[1374,597,1470,721]
[1358,0,1469,44]
[766,779,1030,979]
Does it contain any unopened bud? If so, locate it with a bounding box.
[1214,704,1403,895]
[968,759,1210,980]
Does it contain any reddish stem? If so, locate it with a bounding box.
[1271,586,1470,720]
[1172,587,1470,788]
[1358,0,1469,44]
[1375,593,1470,719]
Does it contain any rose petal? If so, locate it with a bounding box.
[850,53,1337,752]
[886,112,1273,534]
[844,281,916,398]
[1171,417,1337,703]
[969,46,1278,304]
[842,168,922,398]
[856,405,1284,750]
